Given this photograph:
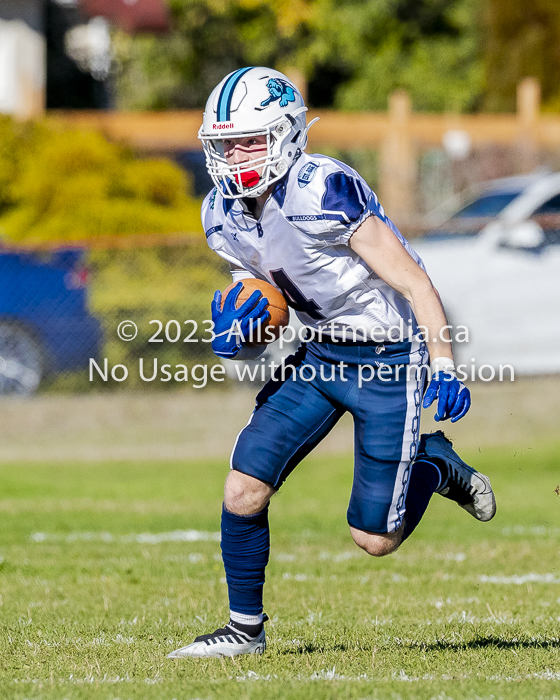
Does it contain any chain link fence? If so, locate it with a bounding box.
[0,235,235,396]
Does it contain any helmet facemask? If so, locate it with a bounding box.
[200,109,312,199]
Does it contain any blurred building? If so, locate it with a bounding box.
[0,0,45,118]
[0,0,169,117]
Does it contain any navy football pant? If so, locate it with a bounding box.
[231,338,428,534]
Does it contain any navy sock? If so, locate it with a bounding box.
[221,503,270,616]
[402,460,441,541]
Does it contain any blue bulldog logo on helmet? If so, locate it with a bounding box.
[260,78,296,108]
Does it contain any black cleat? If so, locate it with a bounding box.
[416,431,496,522]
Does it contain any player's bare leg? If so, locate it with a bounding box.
[224,471,276,515]
[350,525,404,557]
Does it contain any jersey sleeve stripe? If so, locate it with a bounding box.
[321,172,367,223]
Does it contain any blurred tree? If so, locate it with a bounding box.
[0,118,36,213]
[113,0,310,109]
[484,0,560,112]
[112,0,483,112]
[303,0,482,111]
[0,118,201,243]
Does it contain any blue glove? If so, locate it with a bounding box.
[423,371,471,422]
[211,282,270,358]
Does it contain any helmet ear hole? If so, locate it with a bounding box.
[275,120,290,136]
[291,131,301,143]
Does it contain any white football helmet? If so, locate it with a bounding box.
[198,67,318,198]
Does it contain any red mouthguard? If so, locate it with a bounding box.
[235,170,260,188]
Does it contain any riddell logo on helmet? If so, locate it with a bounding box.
[213,122,235,130]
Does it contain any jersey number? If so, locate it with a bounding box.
[270,269,324,320]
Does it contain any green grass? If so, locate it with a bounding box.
[1,443,560,699]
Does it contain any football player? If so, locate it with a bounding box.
[168,67,496,659]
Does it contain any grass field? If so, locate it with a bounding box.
[1,440,560,699]
[0,375,559,462]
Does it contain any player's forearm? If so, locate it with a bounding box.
[349,216,454,363]
[406,280,454,363]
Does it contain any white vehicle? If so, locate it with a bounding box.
[413,172,560,375]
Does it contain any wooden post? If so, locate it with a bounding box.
[380,90,416,231]
[516,77,540,173]
[284,67,308,103]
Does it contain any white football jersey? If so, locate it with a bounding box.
[202,152,426,341]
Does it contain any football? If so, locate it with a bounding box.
[221,278,289,343]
